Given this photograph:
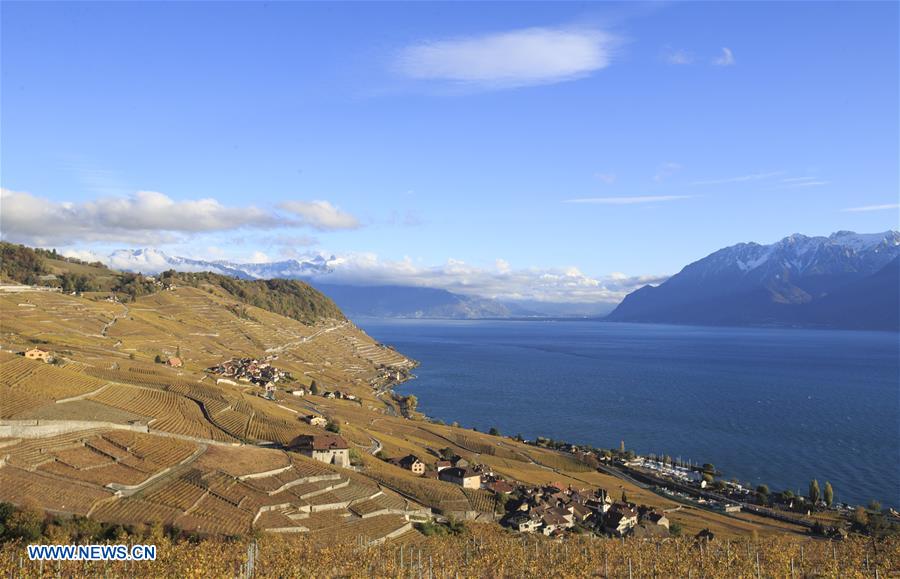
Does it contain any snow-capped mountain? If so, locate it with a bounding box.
[106,248,334,279]
[607,230,900,330]
[96,249,516,318]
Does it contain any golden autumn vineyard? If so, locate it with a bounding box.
[1,245,899,578]
[0,528,898,578]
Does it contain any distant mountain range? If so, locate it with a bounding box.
[102,249,580,319]
[107,248,334,279]
[607,231,900,330]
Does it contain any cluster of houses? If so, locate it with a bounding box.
[503,484,671,538]
[380,450,673,538]
[384,453,484,488]
[321,390,358,402]
[144,275,177,291]
[206,357,292,387]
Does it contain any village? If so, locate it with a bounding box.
[362,448,676,539]
[206,356,293,386]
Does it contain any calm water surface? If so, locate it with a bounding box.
[358,319,900,508]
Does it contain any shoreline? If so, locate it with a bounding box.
[370,325,897,513]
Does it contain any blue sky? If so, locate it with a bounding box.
[2,1,898,303]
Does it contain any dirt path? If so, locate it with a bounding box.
[264,321,348,354]
[101,301,129,338]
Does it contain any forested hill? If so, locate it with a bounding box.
[0,242,345,325]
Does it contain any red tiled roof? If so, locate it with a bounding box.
[295,434,348,451]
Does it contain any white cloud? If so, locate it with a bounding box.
[249,251,271,263]
[593,172,617,184]
[841,203,900,213]
[315,252,667,304]
[395,27,617,90]
[777,176,829,188]
[653,161,682,182]
[66,244,669,305]
[665,48,693,65]
[278,200,361,231]
[0,188,362,246]
[691,171,783,186]
[713,47,735,66]
[564,195,693,205]
[0,188,280,246]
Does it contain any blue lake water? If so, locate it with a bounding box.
[358,319,900,508]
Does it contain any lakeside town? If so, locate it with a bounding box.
[202,347,897,542]
[15,341,898,543]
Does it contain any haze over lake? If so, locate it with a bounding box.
[360,319,900,508]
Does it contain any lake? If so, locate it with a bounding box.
[358,319,900,508]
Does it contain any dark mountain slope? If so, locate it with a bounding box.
[607,231,900,330]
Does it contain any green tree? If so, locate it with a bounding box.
[309,381,319,395]
[823,482,834,507]
[621,490,628,504]
[405,395,418,412]
[488,427,500,436]
[5,504,43,541]
[325,421,340,434]
[809,479,820,504]
[756,484,770,505]
[868,499,882,513]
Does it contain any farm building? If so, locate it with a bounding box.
[391,454,426,475]
[291,434,350,467]
[304,414,328,427]
[23,348,51,363]
[438,467,481,489]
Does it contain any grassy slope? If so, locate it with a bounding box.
[0,245,811,540]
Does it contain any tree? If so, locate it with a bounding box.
[756,484,770,505]
[809,479,820,505]
[155,354,163,364]
[325,421,340,434]
[309,382,319,395]
[405,395,418,412]
[488,427,500,436]
[852,506,869,528]
[176,345,182,358]
[702,472,714,484]
[823,482,834,507]
[621,490,628,504]
[5,504,43,541]
[868,499,882,513]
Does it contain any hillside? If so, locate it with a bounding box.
[0,243,836,546]
[0,242,344,325]
[607,231,900,330]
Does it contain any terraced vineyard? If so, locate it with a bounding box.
[0,252,849,547]
[359,455,473,514]
[0,356,111,417]
[89,385,238,442]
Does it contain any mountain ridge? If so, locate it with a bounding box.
[606,230,900,330]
